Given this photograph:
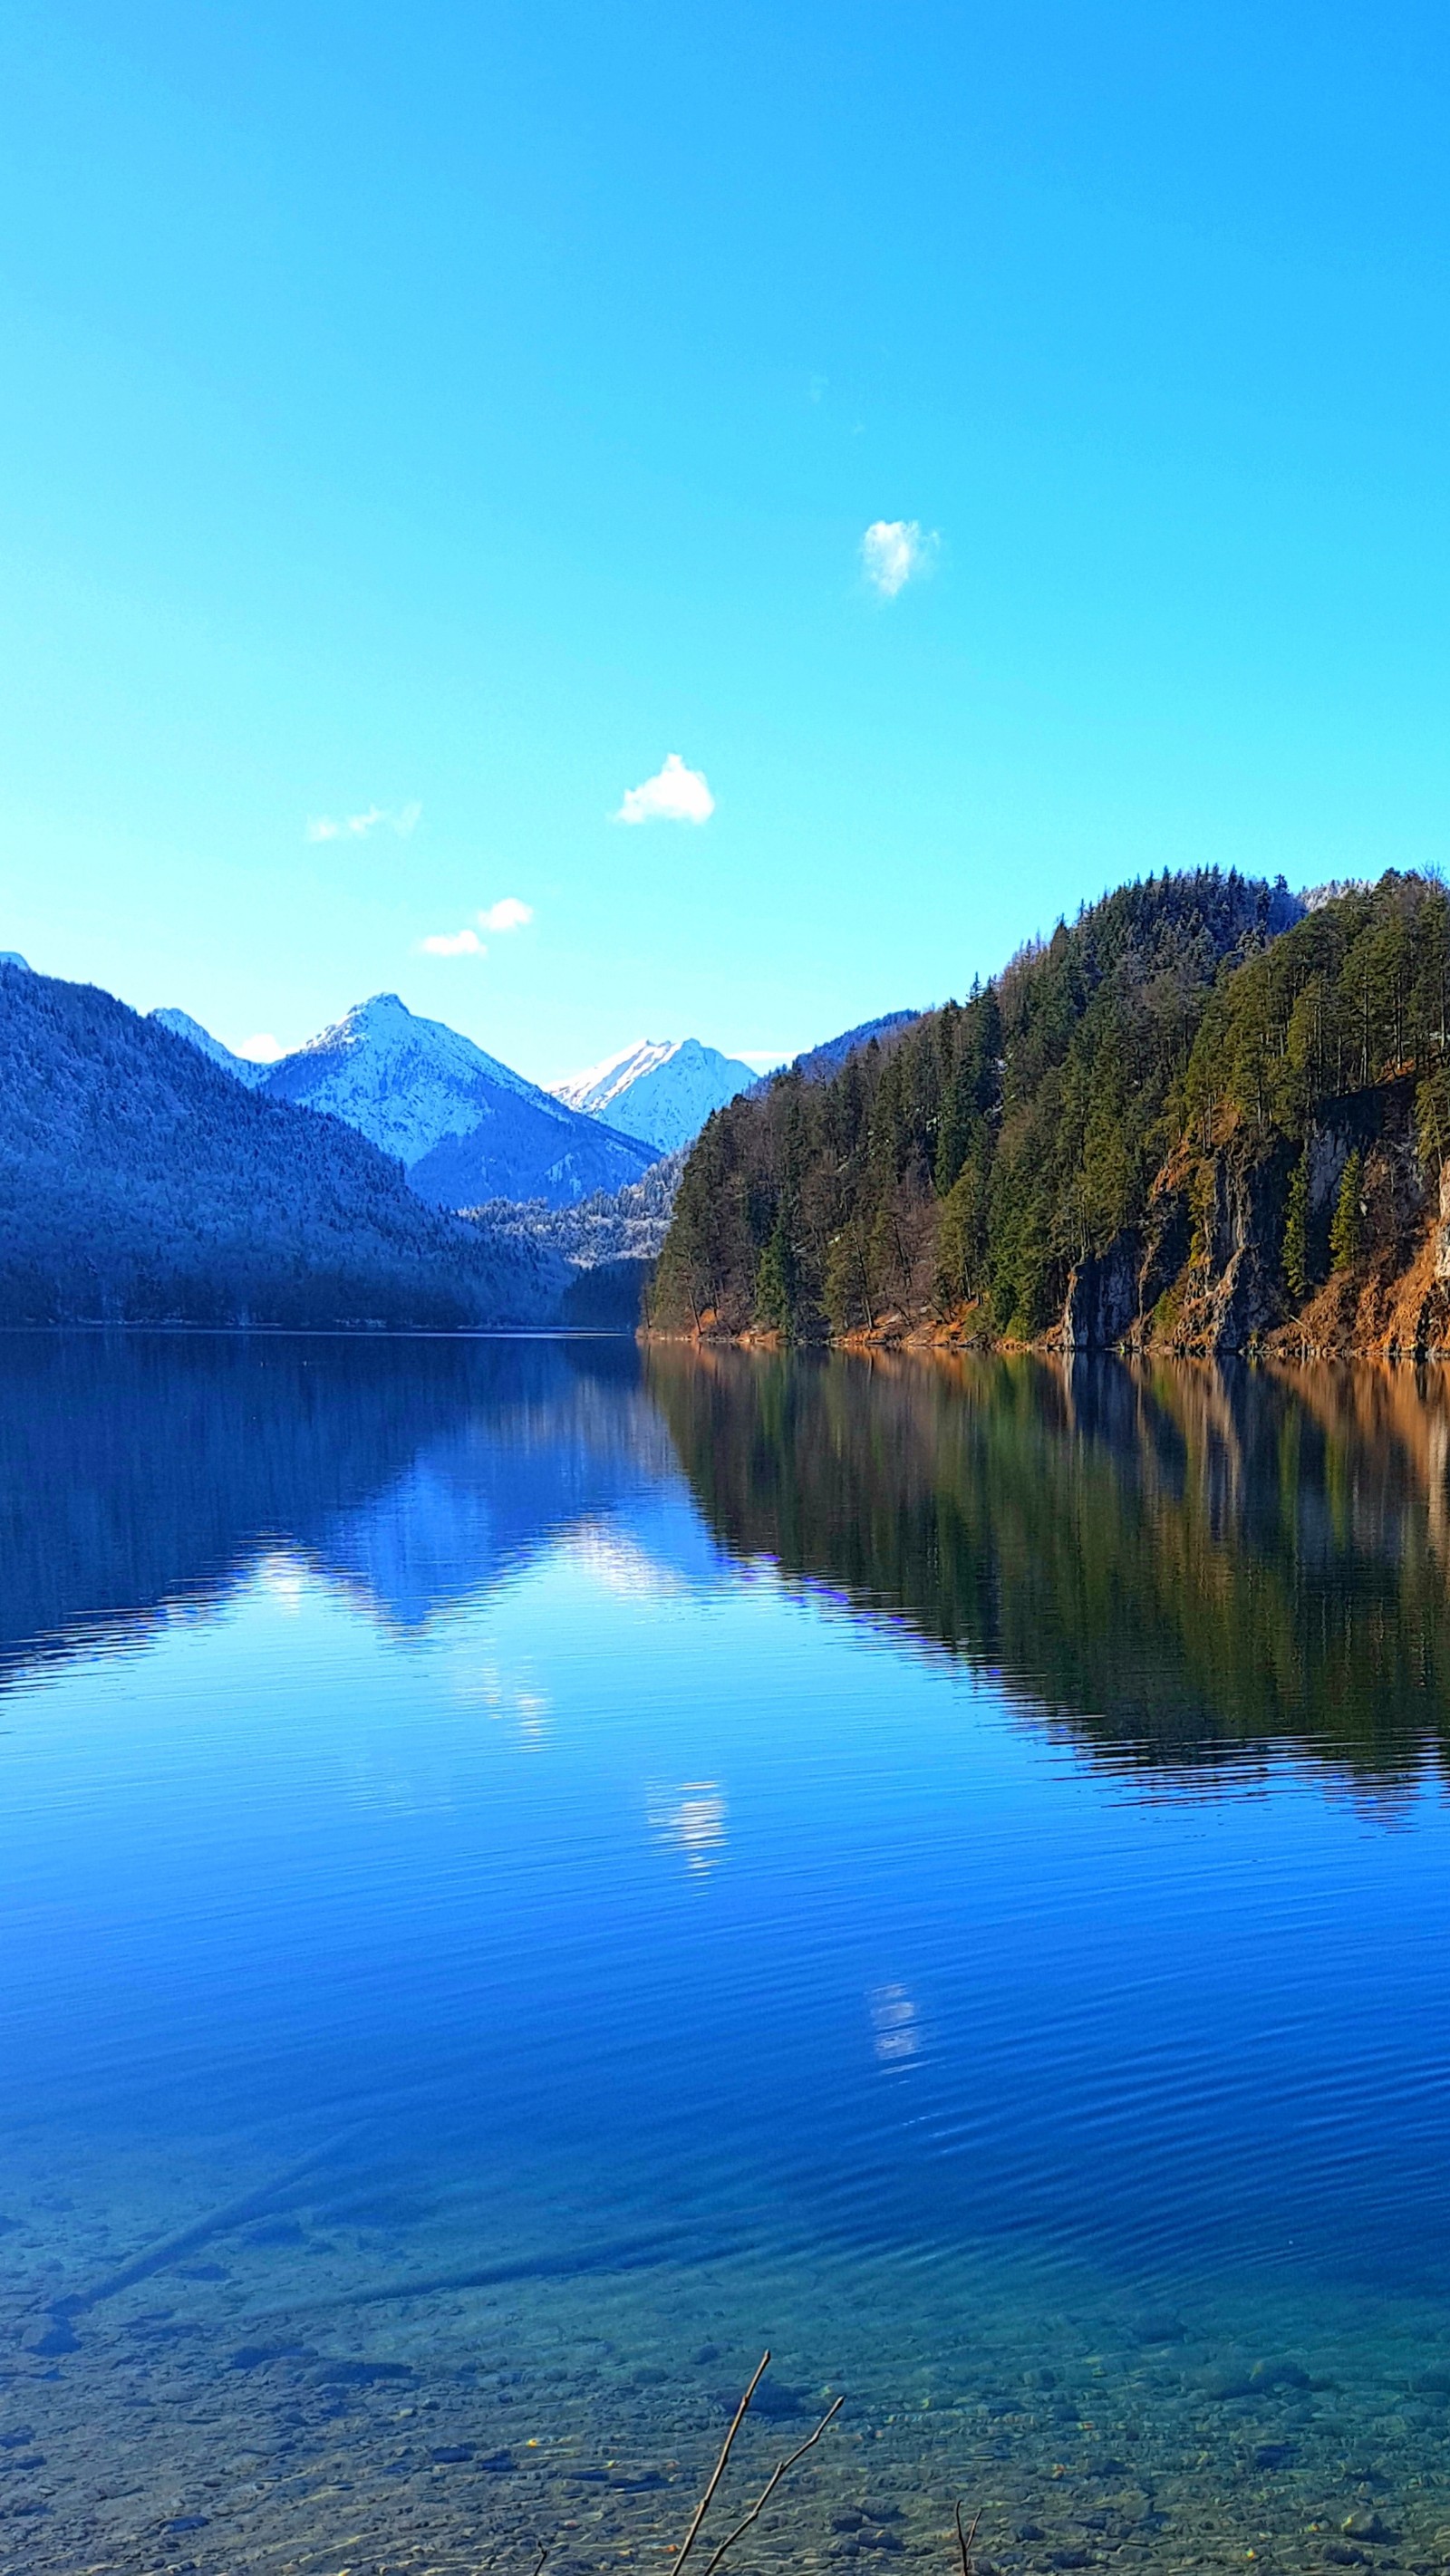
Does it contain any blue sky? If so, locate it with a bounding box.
[1,3,1448,1083]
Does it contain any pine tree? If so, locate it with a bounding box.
[1329,1148,1365,1272]
[1282,1150,1310,1299]
[755,1215,795,1336]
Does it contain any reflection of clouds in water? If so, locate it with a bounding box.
[459,1659,551,1748]
[649,1780,728,1875]
[868,1982,921,2063]
[514,1689,550,1746]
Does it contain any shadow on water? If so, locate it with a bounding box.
[647,1344,1450,1782]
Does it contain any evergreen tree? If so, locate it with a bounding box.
[1282,1150,1311,1300]
[1329,1149,1365,1272]
[755,1216,795,1336]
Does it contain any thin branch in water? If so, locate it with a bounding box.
[956,2504,981,2576]
[532,2544,551,2576]
[700,2395,845,2576]
[672,2350,771,2573]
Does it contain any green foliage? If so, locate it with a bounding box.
[1282,1151,1311,1300]
[653,868,1300,1337]
[1330,1148,1366,1271]
[653,867,1450,1343]
[1182,873,1450,1141]
[755,1215,796,1336]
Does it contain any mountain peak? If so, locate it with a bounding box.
[258,994,657,1208]
[552,1035,757,1153]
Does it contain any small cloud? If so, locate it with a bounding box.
[860,519,938,597]
[739,1048,788,1068]
[478,896,533,932]
[614,753,715,826]
[419,928,486,957]
[238,1033,285,1062]
[306,802,421,843]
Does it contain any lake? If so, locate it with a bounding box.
[2,1334,1449,2576]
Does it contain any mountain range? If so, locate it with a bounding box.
[0,950,931,1331]
[551,1037,757,1153]
[0,963,565,1327]
[155,1001,765,1197]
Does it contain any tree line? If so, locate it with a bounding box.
[652,870,1450,1342]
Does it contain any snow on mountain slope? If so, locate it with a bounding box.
[259,993,659,1210]
[150,1008,270,1086]
[552,1036,757,1153]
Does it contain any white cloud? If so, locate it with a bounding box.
[238,1033,285,1061]
[860,519,939,598]
[306,802,422,844]
[614,753,715,826]
[419,928,486,957]
[478,896,533,932]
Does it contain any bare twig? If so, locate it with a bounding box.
[700,2395,845,2576]
[673,2350,771,2573]
[532,2544,550,2576]
[955,2504,981,2576]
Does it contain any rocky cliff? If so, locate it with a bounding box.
[1058,1083,1450,1358]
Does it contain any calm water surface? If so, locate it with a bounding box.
[3,1336,1450,2576]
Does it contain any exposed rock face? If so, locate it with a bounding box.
[1172,1148,1290,1352]
[1064,1148,1286,1355]
[1062,1231,1143,1350]
[1062,1201,1191,1352]
[1435,1161,1450,1285]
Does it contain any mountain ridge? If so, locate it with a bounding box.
[150,1007,270,1087]
[162,992,660,1210]
[0,964,566,1327]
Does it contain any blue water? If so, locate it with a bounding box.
[3,1335,1450,2576]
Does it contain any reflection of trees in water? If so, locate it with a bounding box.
[647,1346,1450,1778]
[0,1332,665,1678]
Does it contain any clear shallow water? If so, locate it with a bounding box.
[4,1337,1450,2575]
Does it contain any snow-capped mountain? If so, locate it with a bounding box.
[150,1008,270,1086]
[552,1037,757,1153]
[0,963,561,1327]
[256,994,659,1209]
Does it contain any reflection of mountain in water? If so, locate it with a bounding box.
[307,1365,681,1630]
[648,1346,1450,1778]
[0,1334,677,1678]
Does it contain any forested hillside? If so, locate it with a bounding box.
[0,964,566,1327]
[652,870,1450,1356]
